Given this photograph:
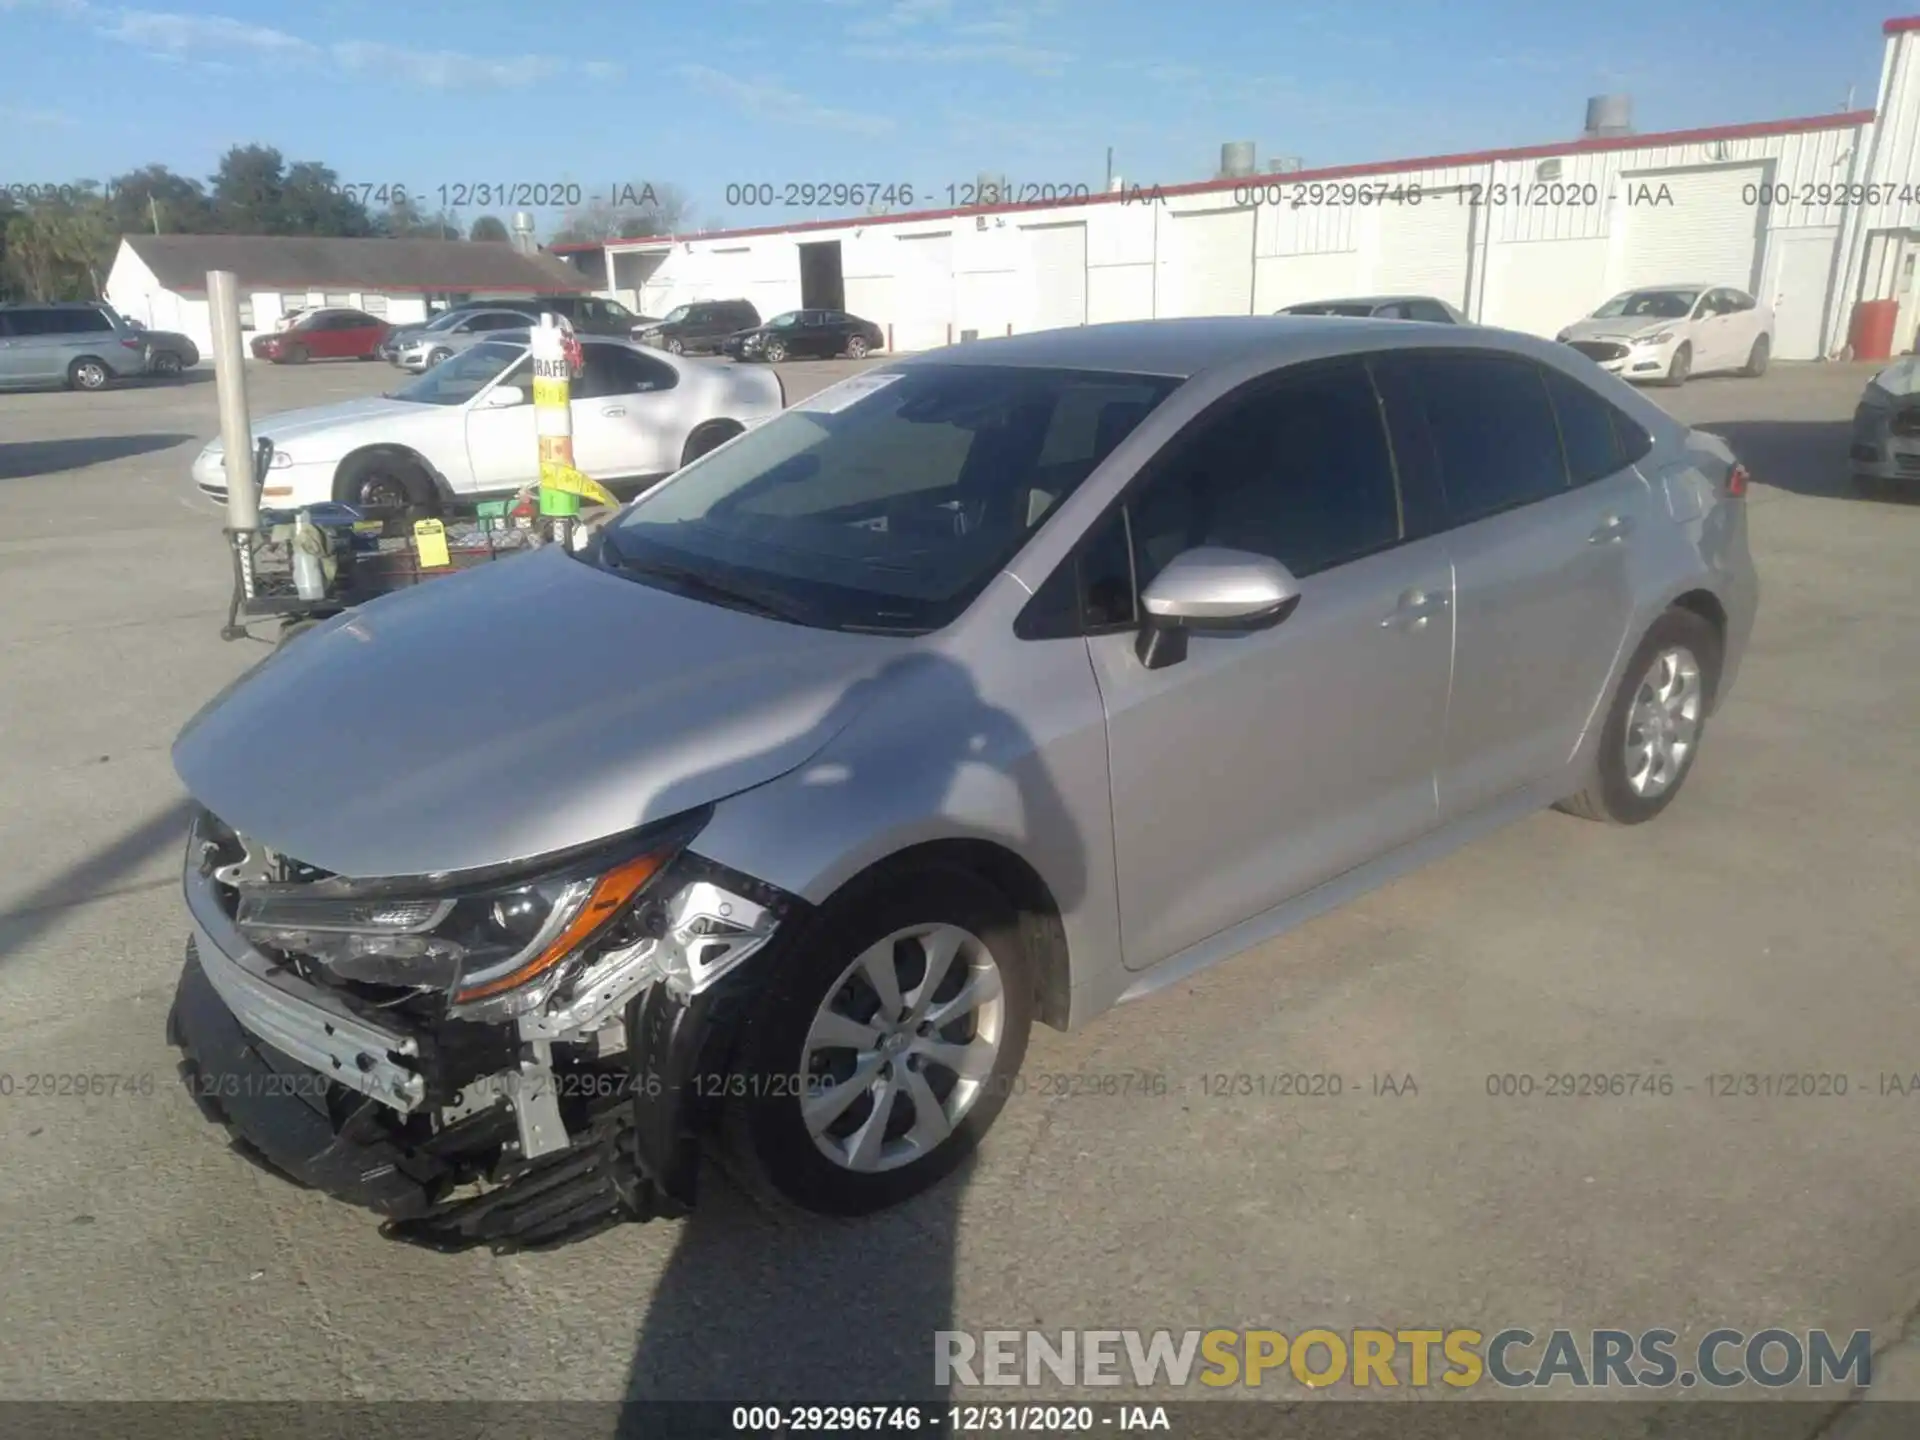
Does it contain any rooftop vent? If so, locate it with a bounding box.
[1218,141,1257,178]
[1583,94,1633,138]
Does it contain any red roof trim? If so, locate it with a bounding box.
[556,107,1874,255]
[1885,16,1920,33]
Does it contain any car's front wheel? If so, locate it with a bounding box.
[1557,608,1722,824]
[67,357,110,391]
[846,334,871,358]
[1664,343,1692,386]
[723,863,1034,1216]
[426,347,452,368]
[149,351,183,378]
[665,337,685,355]
[764,338,789,362]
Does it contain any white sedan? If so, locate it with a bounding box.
[192,333,786,513]
[1557,284,1775,386]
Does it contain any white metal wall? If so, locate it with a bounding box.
[1024,222,1088,331]
[608,23,1920,366]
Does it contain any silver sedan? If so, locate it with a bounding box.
[388,308,539,372]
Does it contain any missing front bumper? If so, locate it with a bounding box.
[169,936,738,1251]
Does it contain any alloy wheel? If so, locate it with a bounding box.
[799,923,1006,1174]
[847,336,870,358]
[1623,646,1703,799]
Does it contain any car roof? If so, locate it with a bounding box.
[1287,295,1448,308]
[898,315,1568,380]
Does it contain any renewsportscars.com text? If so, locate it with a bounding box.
[935,1327,1873,1390]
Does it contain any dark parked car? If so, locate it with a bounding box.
[1278,295,1466,323]
[251,309,389,364]
[722,309,885,361]
[125,317,200,375]
[633,299,762,355]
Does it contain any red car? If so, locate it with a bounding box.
[251,308,390,364]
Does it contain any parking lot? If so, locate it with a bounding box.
[1,352,1916,1421]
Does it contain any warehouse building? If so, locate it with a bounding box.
[103,234,590,355]
[574,14,1920,363]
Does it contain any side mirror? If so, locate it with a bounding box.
[481,385,525,409]
[1135,546,1302,670]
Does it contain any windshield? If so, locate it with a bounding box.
[607,364,1181,632]
[389,340,526,405]
[662,305,692,323]
[1593,289,1698,320]
[420,309,471,332]
[769,312,801,328]
[1288,303,1376,317]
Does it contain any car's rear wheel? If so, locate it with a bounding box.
[681,421,743,467]
[721,863,1034,1216]
[150,351,183,378]
[1663,343,1692,387]
[1557,608,1721,825]
[334,451,436,517]
[1742,334,1770,377]
[846,335,871,359]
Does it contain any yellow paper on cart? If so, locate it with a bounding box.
[412,518,451,569]
[539,461,619,507]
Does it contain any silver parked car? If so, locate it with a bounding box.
[0,301,151,390]
[168,317,1757,1249]
[1849,354,1920,495]
[382,307,541,371]
[1559,285,1774,385]
[1277,294,1466,323]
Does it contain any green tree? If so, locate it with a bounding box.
[210,144,288,233]
[552,182,689,244]
[469,214,510,243]
[1,195,115,299]
[105,164,213,235]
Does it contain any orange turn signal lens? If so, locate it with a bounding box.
[450,847,669,1004]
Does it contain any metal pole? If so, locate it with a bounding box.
[209,270,259,533]
[531,313,579,548]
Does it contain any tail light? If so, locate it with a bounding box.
[1725,463,1750,498]
[121,336,144,349]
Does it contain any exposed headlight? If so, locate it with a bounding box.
[1637,331,1674,346]
[233,816,706,1021]
[269,449,293,468]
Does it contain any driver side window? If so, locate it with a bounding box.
[1039,360,1405,634]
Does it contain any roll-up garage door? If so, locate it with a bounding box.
[1174,208,1254,316]
[1620,165,1766,293]
[1373,191,1475,308]
[894,233,955,351]
[1025,222,1087,331]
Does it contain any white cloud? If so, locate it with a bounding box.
[582,59,623,80]
[677,62,895,134]
[331,39,563,88]
[0,103,78,127]
[844,38,1067,75]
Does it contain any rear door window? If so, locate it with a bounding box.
[1398,352,1570,525]
[1541,366,1626,485]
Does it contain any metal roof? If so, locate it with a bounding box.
[121,234,592,295]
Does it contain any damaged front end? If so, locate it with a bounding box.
[168,804,798,1252]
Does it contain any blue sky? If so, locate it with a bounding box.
[0,0,1906,238]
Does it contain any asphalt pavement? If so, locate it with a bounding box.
[0,350,1916,1428]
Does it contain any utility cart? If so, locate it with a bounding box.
[218,438,552,647]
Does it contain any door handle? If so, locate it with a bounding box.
[601,406,627,417]
[1381,589,1449,628]
[1588,513,1634,544]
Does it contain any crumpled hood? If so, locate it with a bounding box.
[1871,356,1920,397]
[172,547,908,878]
[1562,316,1681,343]
[199,396,424,456]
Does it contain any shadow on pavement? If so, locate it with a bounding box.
[1697,420,1919,504]
[0,798,194,963]
[0,434,196,481]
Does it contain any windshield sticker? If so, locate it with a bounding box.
[791,371,903,415]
